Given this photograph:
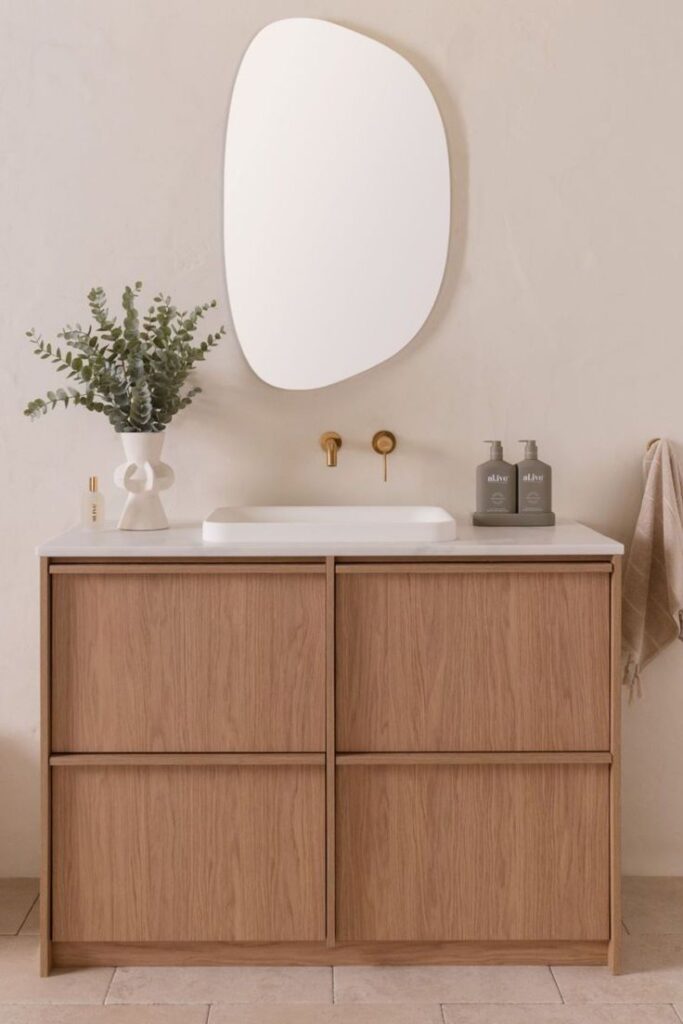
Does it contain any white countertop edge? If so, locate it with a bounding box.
[38,519,624,558]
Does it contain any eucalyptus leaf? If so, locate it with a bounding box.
[23,282,224,431]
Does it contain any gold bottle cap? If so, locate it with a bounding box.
[89,476,98,493]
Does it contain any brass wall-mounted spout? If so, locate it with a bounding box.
[320,431,342,467]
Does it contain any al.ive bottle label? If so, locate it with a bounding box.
[477,442,516,514]
[517,441,551,513]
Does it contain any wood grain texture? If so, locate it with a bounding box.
[336,752,612,766]
[52,939,608,967]
[336,764,610,942]
[609,554,622,973]
[335,562,612,574]
[50,563,326,574]
[49,753,325,766]
[52,570,325,752]
[336,555,610,562]
[52,765,325,942]
[325,557,336,947]
[44,553,618,970]
[336,568,610,751]
[39,558,51,976]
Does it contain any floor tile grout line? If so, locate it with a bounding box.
[332,964,336,1004]
[102,965,117,1006]
[549,964,565,1003]
[439,1003,448,1024]
[12,894,38,936]
[204,1004,212,1024]
[673,1003,683,1024]
[436,1002,571,1008]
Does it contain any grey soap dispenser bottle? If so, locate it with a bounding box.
[476,440,516,515]
[517,440,552,513]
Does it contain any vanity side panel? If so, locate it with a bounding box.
[325,557,336,947]
[336,566,611,751]
[336,763,610,942]
[51,569,326,752]
[39,557,51,976]
[609,554,622,973]
[52,764,326,942]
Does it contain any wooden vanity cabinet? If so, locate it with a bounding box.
[41,555,621,974]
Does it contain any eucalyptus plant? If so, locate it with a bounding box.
[23,282,225,432]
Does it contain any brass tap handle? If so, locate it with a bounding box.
[320,431,342,468]
[372,430,397,482]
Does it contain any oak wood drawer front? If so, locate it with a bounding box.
[51,571,326,752]
[52,765,325,942]
[336,763,610,942]
[336,568,610,751]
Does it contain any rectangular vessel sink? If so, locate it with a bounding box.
[203,506,456,543]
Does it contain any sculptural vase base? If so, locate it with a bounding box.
[114,432,174,532]
[117,494,169,531]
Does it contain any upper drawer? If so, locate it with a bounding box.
[336,564,611,752]
[51,566,326,752]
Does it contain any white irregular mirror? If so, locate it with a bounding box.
[224,18,450,390]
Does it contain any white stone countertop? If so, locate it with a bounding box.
[38,518,624,558]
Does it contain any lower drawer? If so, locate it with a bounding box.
[336,763,610,942]
[52,763,325,942]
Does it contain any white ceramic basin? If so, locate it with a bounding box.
[203,506,456,543]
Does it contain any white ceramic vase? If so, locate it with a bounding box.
[114,432,174,531]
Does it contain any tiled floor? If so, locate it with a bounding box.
[0,877,681,1022]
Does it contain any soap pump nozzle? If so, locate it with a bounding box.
[484,440,504,461]
[519,439,538,460]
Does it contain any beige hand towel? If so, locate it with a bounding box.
[622,438,683,693]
